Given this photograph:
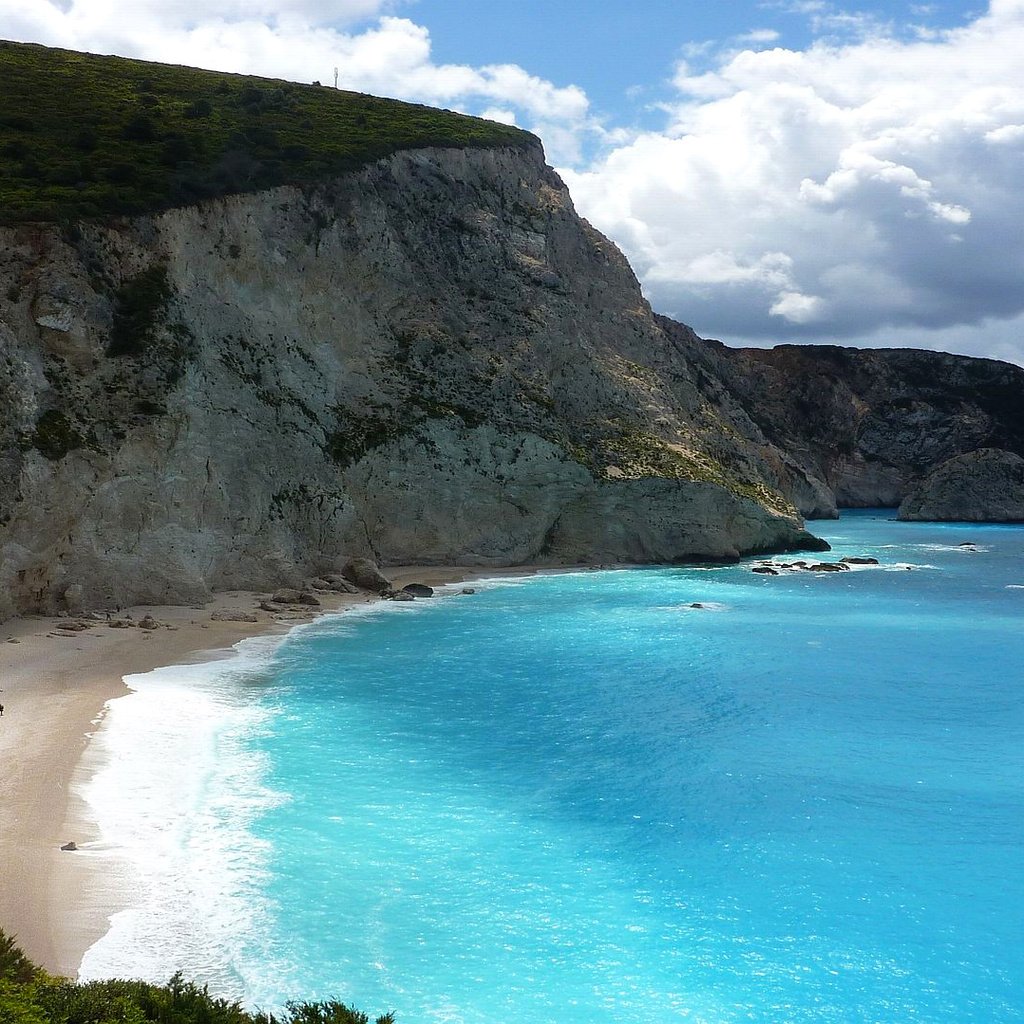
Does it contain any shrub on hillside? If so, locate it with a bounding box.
[0,930,395,1024]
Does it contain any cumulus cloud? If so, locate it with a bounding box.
[564,1,1024,362]
[0,0,594,163]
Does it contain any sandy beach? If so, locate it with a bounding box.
[0,567,488,978]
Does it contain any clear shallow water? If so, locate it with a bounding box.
[81,511,1024,1022]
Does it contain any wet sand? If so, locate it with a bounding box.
[0,568,490,977]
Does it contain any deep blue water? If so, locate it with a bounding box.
[81,511,1024,1022]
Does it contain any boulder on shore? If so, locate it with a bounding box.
[899,448,1024,522]
[401,583,434,598]
[342,558,392,594]
[311,575,361,594]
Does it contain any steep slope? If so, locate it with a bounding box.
[708,343,1024,514]
[898,449,1024,522]
[0,140,824,618]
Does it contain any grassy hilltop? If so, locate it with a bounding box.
[0,40,536,223]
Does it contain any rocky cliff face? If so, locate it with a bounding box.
[898,448,1024,522]
[6,141,1024,620]
[0,145,826,619]
[711,344,1024,514]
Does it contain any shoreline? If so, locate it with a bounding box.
[0,566,494,978]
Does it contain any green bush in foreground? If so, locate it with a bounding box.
[0,39,536,223]
[0,929,394,1024]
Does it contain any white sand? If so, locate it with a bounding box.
[0,568,493,977]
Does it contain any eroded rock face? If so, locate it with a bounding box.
[717,344,1024,514]
[5,142,1024,619]
[898,448,1024,521]
[0,146,825,618]
[341,558,392,594]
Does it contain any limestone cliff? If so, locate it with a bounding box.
[708,344,1024,515]
[0,145,826,618]
[898,449,1024,522]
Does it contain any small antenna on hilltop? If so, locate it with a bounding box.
[334,67,339,89]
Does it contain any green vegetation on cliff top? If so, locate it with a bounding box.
[0,927,394,1024]
[0,40,536,223]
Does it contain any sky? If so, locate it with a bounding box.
[4,1,1024,366]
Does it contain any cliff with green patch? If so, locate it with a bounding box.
[26,39,1024,615]
[0,45,836,617]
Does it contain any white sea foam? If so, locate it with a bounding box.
[77,635,288,996]
[754,558,935,574]
[880,542,989,553]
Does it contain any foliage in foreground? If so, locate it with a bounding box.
[0,39,535,223]
[0,929,394,1024]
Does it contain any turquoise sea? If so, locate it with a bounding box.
[79,511,1024,1022]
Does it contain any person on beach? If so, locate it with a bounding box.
[0,703,4,716]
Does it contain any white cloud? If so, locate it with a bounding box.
[479,108,519,127]
[564,1,1024,363]
[986,123,1024,143]
[734,28,782,45]
[769,290,826,323]
[0,1,594,163]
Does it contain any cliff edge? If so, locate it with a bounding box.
[0,139,823,618]
[898,449,1024,522]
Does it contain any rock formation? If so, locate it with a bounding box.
[0,143,833,619]
[715,344,1024,513]
[3,47,1024,621]
[898,448,1024,521]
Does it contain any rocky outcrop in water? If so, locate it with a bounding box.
[898,448,1024,522]
[714,344,1024,514]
